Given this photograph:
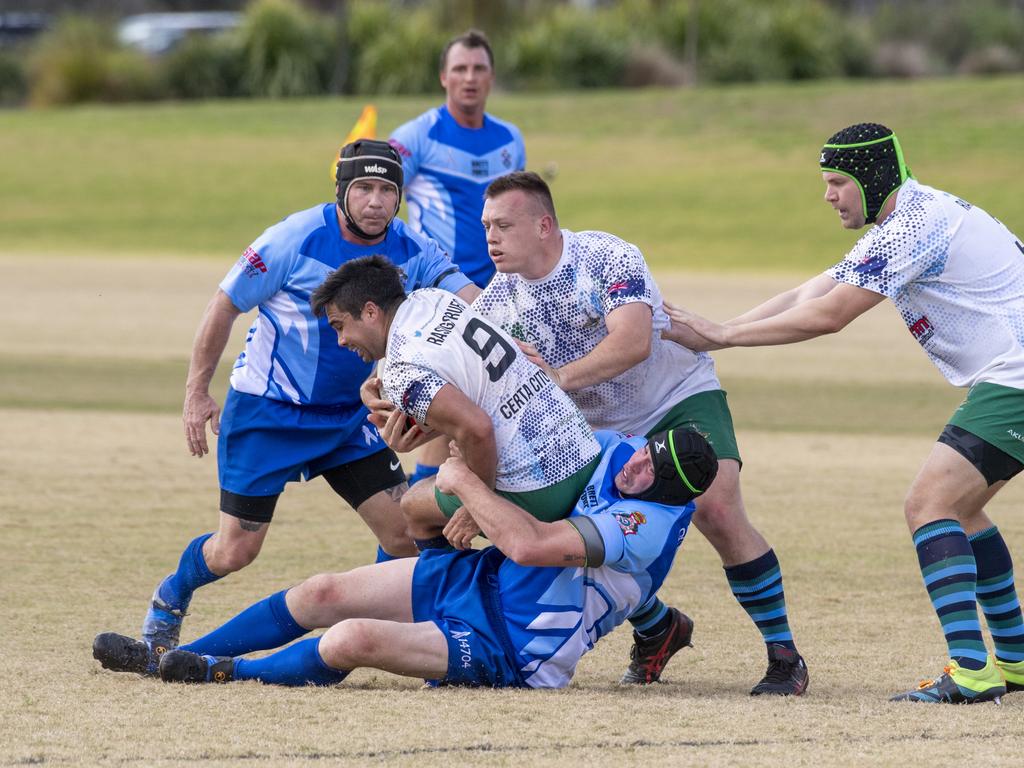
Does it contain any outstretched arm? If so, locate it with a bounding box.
[436,456,585,567]
[183,289,242,457]
[672,281,884,348]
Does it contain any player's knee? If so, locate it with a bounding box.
[323,619,381,668]
[296,573,346,612]
[208,537,262,573]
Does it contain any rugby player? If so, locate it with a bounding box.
[667,123,1024,704]
[312,254,601,551]
[470,171,808,694]
[93,140,477,676]
[388,29,526,489]
[149,428,717,689]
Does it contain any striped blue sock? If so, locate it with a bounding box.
[629,596,669,635]
[725,549,796,652]
[233,637,349,687]
[179,589,307,657]
[913,519,987,670]
[969,526,1024,663]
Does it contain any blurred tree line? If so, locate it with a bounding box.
[2,0,1022,106]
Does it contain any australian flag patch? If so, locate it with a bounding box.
[607,276,645,300]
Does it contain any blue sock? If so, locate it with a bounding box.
[376,546,399,563]
[629,596,669,635]
[725,549,796,652]
[179,589,307,657]
[409,463,439,487]
[157,533,220,612]
[914,519,987,670]
[233,637,349,686]
[970,526,1024,663]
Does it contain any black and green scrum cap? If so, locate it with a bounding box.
[819,123,912,224]
[635,428,718,507]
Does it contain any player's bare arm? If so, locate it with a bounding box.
[420,383,498,489]
[455,283,481,303]
[376,406,441,454]
[527,302,653,392]
[677,282,884,348]
[725,272,840,326]
[183,289,242,457]
[436,456,585,567]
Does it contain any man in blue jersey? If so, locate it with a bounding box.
[93,140,478,676]
[147,428,718,689]
[389,29,526,488]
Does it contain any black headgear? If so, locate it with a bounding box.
[632,428,718,507]
[819,123,911,225]
[335,139,404,240]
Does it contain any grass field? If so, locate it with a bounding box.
[3,77,1024,766]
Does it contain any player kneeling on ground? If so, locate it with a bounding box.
[98,428,715,689]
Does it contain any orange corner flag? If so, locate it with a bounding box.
[330,105,378,181]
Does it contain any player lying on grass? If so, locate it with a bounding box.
[95,427,717,688]
[665,122,1024,705]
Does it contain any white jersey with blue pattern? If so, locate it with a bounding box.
[380,289,599,492]
[494,430,694,688]
[473,229,720,434]
[220,204,471,407]
[390,106,526,287]
[829,180,1024,389]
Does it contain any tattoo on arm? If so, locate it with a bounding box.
[238,519,265,532]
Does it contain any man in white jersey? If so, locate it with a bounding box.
[310,254,601,551]
[151,428,718,689]
[472,171,808,695]
[389,29,527,490]
[92,141,478,677]
[668,123,1024,704]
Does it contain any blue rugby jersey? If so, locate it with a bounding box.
[219,203,471,407]
[494,430,694,688]
[389,106,526,287]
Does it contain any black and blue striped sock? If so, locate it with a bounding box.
[913,519,987,670]
[969,526,1024,663]
[725,549,796,652]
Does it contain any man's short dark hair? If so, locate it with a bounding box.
[485,171,557,220]
[311,255,406,318]
[440,29,494,71]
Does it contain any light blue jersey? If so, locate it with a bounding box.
[219,203,471,407]
[390,106,526,287]
[412,430,693,688]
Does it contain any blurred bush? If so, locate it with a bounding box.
[350,2,448,94]
[27,16,160,105]
[504,4,629,89]
[0,50,28,105]
[238,0,336,98]
[164,34,245,99]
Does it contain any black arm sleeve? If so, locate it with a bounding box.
[566,516,605,568]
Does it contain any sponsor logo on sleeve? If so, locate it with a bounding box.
[613,510,647,536]
[607,276,646,300]
[853,254,888,277]
[239,247,267,278]
[388,139,411,159]
[908,314,935,346]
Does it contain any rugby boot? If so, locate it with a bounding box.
[92,632,158,676]
[995,658,1024,693]
[890,657,1005,704]
[141,576,187,659]
[750,644,809,696]
[619,608,694,684]
[159,649,234,684]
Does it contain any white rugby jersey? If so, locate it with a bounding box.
[830,180,1024,389]
[472,229,720,434]
[380,289,600,492]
